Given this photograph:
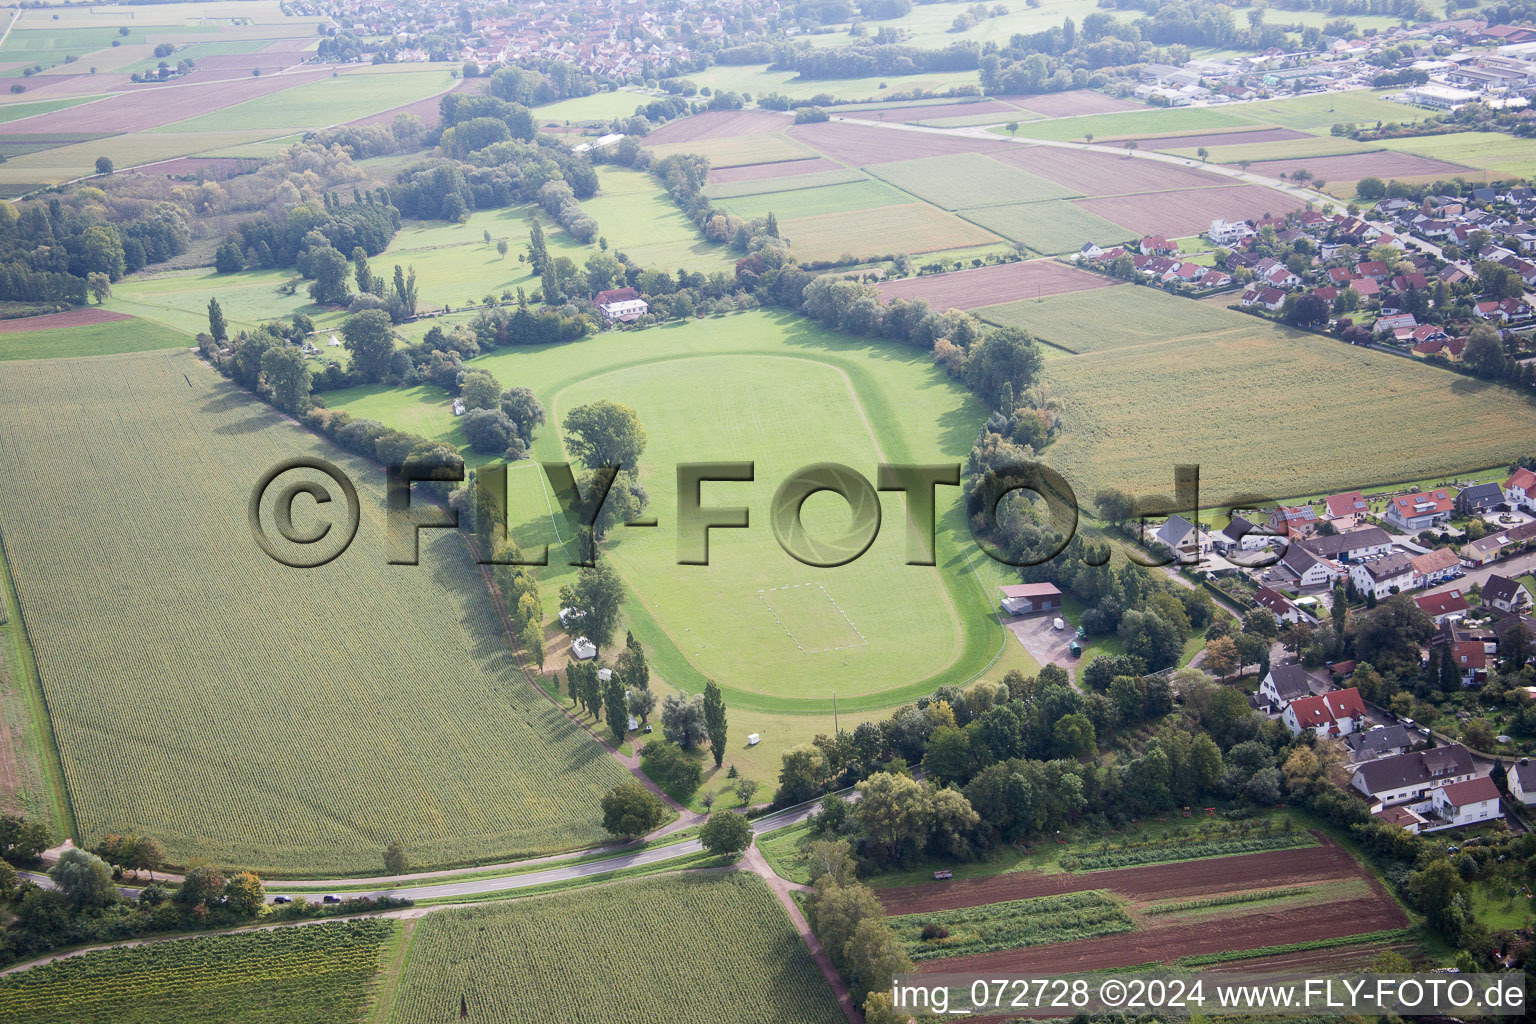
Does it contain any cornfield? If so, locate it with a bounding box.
[385,873,845,1024]
[0,351,631,874]
[0,919,395,1023]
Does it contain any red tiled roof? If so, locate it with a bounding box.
[1415,590,1469,616]
[1437,775,1499,806]
[1507,467,1536,492]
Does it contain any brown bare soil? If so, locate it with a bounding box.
[642,108,794,145]
[0,70,331,135]
[877,838,1363,915]
[707,156,844,184]
[0,309,133,333]
[873,260,1117,310]
[995,145,1232,196]
[1233,150,1473,182]
[1074,183,1305,235]
[922,897,1406,975]
[354,77,484,130]
[1004,91,1145,117]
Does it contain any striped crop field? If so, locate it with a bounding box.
[384,873,845,1024]
[0,919,395,1024]
[0,349,632,875]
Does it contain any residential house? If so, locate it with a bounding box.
[1455,482,1506,514]
[1153,514,1198,559]
[1356,260,1390,281]
[1140,236,1177,256]
[1415,589,1470,623]
[1267,505,1318,534]
[1450,638,1489,684]
[1351,744,1477,806]
[1505,467,1536,511]
[1255,586,1306,625]
[1283,687,1366,738]
[1462,520,1536,565]
[594,286,648,322]
[1474,296,1530,321]
[1484,574,1533,613]
[1346,724,1414,761]
[1208,218,1253,245]
[1385,489,1456,531]
[1350,552,1416,600]
[1280,543,1340,586]
[1304,528,1393,561]
[999,583,1062,615]
[1425,776,1502,830]
[1409,547,1462,587]
[1213,515,1254,554]
[1243,286,1287,312]
[1374,312,1419,337]
[1324,491,1369,520]
[1259,662,1315,708]
[1509,760,1536,805]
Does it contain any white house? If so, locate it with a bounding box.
[1254,586,1306,625]
[1425,776,1502,830]
[1259,662,1314,709]
[1152,514,1198,561]
[1504,467,1536,512]
[594,286,648,322]
[1483,574,1533,613]
[1283,687,1366,739]
[570,636,597,660]
[1509,760,1536,805]
[1384,489,1455,531]
[1349,552,1416,600]
[1208,218,1253,245]
[1351,744,1476,807]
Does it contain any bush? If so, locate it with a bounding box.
[920,923,950,941]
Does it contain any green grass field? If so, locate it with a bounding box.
[0,96,99,124]
[580,167,736,271]
[976,285,1239,352]
[713,177,909,220]
[332,310,1015,715]
[384,873,844,1024]
[534,88,659,123]
[959,200,1127,255]
[705,167,869,200]
[107,266,345,335]
[1167,137,1381,164]
[781,202,1000,260]
[0,350,633,874]
[1004,106,1253,143]
[687,62,983,104]
[0,129,278,185]
[867,152,1081,209]
[0,919,395,1024]
[0,316,189,361]
[1381,131,1536,180]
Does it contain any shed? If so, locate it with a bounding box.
[571,637,597,660]
[998,583,1062,616]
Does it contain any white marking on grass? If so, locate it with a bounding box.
[759,581,868,654]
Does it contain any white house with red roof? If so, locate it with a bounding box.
[1415,589,1470,623]
[1409,547,1462,587]
[1282,687,1366,739]
[595,286,648,322]
[1450,639,1489,685]
[1426,776,1502,830]
[1505,467,1536,511]
[1139,236,1176,256]
[1324,491,1369,520]
[1385,489,1455,531]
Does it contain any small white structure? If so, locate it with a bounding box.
[559,607,586,629]
[327,333,341,347]
[452,399,466,416]
[571,636,597,660]
[598,667,612,682]
[746,733,761,746]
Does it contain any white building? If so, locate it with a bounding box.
[1351,744,1476,807]
[1208,218,1253,245]
[1402,83,1482,110]
[1509,761,1536,805]
[1425,776,1502,830]
[1349,552,1416,600]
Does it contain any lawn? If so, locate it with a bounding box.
[154,67,455,132]
[713,177,910,221]
[0,919,396,1024]
[1040,324,1536,508]
[332,310,1017,718]
[959,200,1128,255]
[0,316,188,361]
[383,873,845,1024]
[0,350,634,874]
[705,166,869,199]
[534,88,659,124]
[107,266,346,335]
[1381,131,1536,180]
[866,152,1081,209]
[975,284,1241,353]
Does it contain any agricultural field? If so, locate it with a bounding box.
[1381,130,1536,181]
[0,312,187,361]
[713,177,910,221]
[645,131,815,168]
[106,266,347,336]
[0,350,634,874]
[865,152,1082,209]
[960,200,1129,255]
[976,283,1242,353]
[383,873,845,1024]
[153,68,456,133]
[1039,321,1535,506]
[778,201,1002,260]
[705,166,869,199]
[0,919,396,1024]
[879,833,1410,975]
[584,167,746,270]
[873,259,1116,310]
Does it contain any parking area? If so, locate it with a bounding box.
[1004,611,1079,682]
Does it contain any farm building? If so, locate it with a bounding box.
[570,637,597,660]
[998,583,1062,616]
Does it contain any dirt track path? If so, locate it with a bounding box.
[744,844,864,1024]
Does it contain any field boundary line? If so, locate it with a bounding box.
[0,516,78,843]
[758,582,868,654]
[368,917,417,1024]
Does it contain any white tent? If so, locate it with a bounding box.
[327,333,341,347]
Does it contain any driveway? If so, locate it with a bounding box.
[1004,611,1078,682]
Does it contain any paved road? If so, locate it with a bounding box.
[1421,549,1536,599]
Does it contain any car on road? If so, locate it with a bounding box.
[272,895,292,904]
[322,895,340,904]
